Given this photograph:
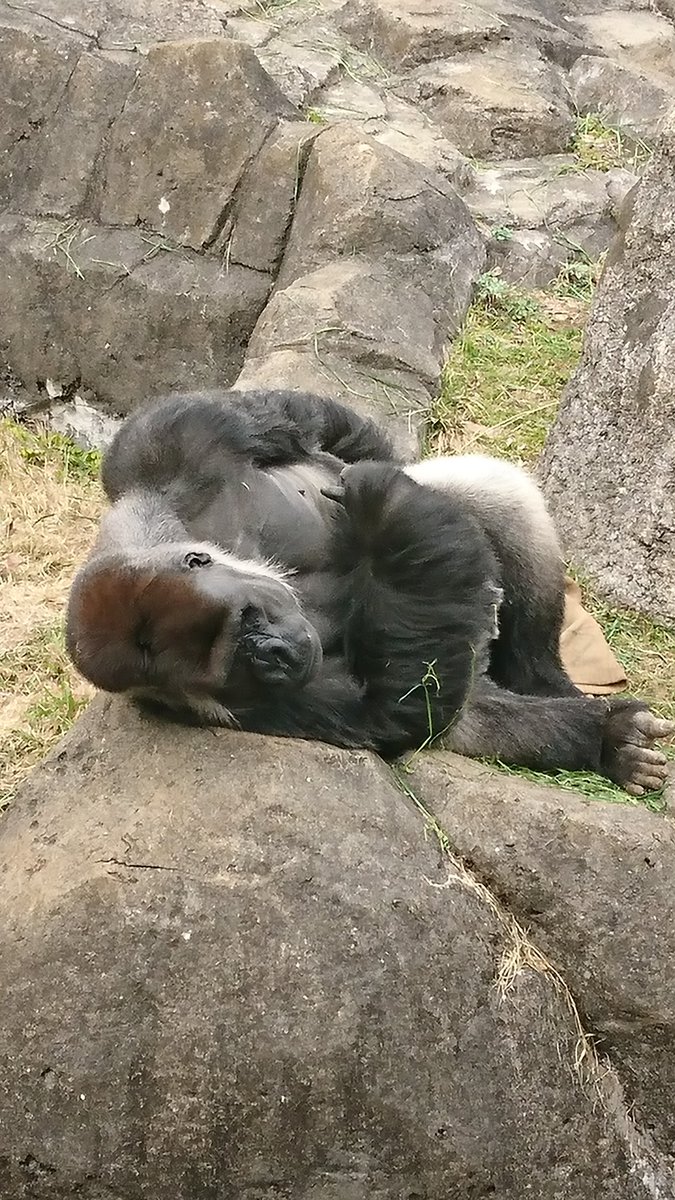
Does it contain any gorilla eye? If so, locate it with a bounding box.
[184,551,213,569]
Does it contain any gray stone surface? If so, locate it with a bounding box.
[100,39,295,250]
[540,112,675,622]
[338,0,509,67]
[487,227,569,287]
[411,752,675,1170]
[3,0,675,427]
[570,55,674,142]
[279,125,485,344]
[0,217,271,412]
[0,696,662,1198]
[577,9,675,83]
[404,44,575,158]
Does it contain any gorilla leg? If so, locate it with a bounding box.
[405,454,579,698]
[444,677,675,795]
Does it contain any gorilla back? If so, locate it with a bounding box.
[66,388,674,795]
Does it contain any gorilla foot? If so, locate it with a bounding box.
[602,704,675,796]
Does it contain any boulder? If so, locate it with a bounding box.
[278,125,485,343]
[576,10,675,85]
[314,82,475,189]
[404,44,575,159]
[487,228,568,287]
[0,217,271,412]
[232,126,484,445]
[338,0,509,68]
[0,21,84,211]
[539,112,675,622]
[410,752,675,1167]
[569,55,674,144]
[248,260,442,388]
[465,155,623,259]
[99,39,296,250]
[0,696,663,1197]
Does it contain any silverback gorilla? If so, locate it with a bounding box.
[66,388,674,795]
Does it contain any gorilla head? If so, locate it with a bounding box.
[66,541,323,712]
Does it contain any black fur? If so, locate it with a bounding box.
[68,388,673,792]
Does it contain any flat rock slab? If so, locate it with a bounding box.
[406,43,574,158]
[0,697,659,1197]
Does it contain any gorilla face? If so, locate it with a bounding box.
[66,542,323,707]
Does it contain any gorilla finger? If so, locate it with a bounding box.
[633,775,668,793]
[632,747,668,766]
[632,711,675,741]
[320,484,346,505]
[624,782,645,797]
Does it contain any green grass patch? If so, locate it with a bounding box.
[482,760,667,812]
[429,272,584,463]
[568,113,652,173]
[10,421,101,482]
[554,255,604,303]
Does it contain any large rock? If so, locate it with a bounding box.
[569,55,674,143]
[99,39,296,250]
[232,125,485,447]
[539,113,675,622]
[279,125,484,343]
[410,752,675,1169]
[338,0,509,67]
[0,696,663,1197]
[0,217,271,412]
[403,43,574,158]
[465,155,629,260]
[577,9,675,85]
[0,21,85,211]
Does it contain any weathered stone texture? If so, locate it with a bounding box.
[406,45,575,158]
[0,217,271,412]
[0,698,660,1198]
[100,39,295,250]
[22,52,138,218]
[539,114,675,622]
[569,55,674,142]
[411,752,675,1160]
[279,125,485,344]
[339,0,509,68]
[0,24,83,210]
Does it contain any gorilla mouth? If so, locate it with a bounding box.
[247,626,323,688]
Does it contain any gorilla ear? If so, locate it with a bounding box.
[183,551,213,570]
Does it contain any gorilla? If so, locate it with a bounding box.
[66,387,674,796]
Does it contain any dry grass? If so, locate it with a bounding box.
[429,273,587,464]
[0,421,102,805]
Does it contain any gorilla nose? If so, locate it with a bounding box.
[250,627,322,687]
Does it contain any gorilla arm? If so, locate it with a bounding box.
[101,389,398,509]
[231,463,501,758]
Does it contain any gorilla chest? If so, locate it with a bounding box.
[253,461,340,573]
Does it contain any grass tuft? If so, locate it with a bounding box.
[568,113,652,173]
[1,420,101,807]
[429,272,585,463]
